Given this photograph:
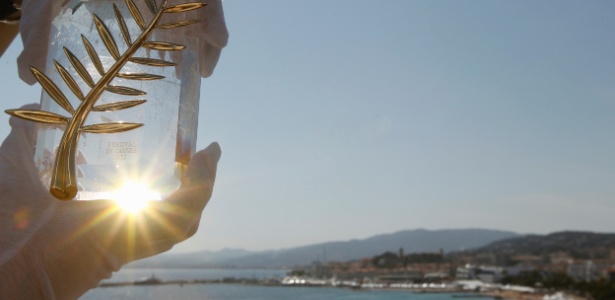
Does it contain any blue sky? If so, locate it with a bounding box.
[1,0,615,253]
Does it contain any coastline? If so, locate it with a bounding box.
[484,290,586,300]
[99,276,587,300]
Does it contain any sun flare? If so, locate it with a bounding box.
[112,181,161,214]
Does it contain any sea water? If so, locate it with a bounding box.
[81,268,493,300]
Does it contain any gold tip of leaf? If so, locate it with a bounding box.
[92,100,147,112]
[5,109,69,125]
[30,67,75,114]
[156,19,200,29]
[81,122,144,134]
[82,35,106,76]
[144,0,157,14]
[113,4,132,46]
[105,85,147,96]
[125,0,146,31]
[117,73,165,80]
[163,2,206,13]
[53,60,85,101]
[64,47,95,87]
[93,14,120,60]
[129,57,176,67]
[142,41,186,51]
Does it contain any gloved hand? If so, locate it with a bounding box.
[0,105,221,299]
[160,0,229,77]
[17,0,228,84]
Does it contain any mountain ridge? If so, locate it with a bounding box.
[127,228,519,268]
[454,230,615,263]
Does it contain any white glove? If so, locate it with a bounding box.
[17,0,228,84]
[0,104,221,299]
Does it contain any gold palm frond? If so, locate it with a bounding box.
[5,0,205,200]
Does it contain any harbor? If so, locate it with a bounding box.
[98,274,581,300]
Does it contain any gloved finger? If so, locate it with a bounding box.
[3,103,39,150]
[198,0,228,77]
[199,42,222,78]
[143,142,220,242]
[0,104,57,267]
[168,35,222,79]
[162,0,227,78]
[182,142,221,190]
[170,40,222,78]
[200,0,228,49]
[165,0,228,48]
[17,0,63,85]
[160,142,220,224]
[0,104,41,176]
[184,213,201,238]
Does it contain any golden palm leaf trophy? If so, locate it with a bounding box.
[7,0,205,203]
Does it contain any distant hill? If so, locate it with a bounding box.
[129,228,519,268]
[127,248,255,268]
[220,228,519,268]
[459,231,615,261]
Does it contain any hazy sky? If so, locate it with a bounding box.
[1,0,615,253]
